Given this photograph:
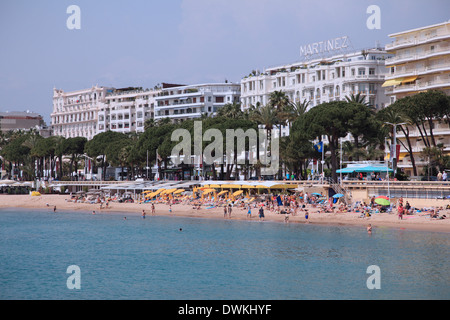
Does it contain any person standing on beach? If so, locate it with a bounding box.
[398,204,404,220]
[228,204,232,218]
[151,203,155,215]
[53,206,56,213]
[367,224,372,234]
[142,210,146,219]
[223,206,227,218]
[247,205,252,219]
[259,207,265,221]
[305,210,309,223]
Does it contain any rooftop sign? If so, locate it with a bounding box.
[300,36,350,57]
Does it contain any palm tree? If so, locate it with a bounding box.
[250,104,280,159]
[345,92,370,107]
[284,99,310,127]
[269,90,290,111]
[216,102,243,119]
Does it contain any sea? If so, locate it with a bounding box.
[0,208,449,300]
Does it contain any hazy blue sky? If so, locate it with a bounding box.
[0,0,448,123]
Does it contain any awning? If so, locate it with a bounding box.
[336,166,393,173]
[355,166,393,173]
[401,76,417,84]
[384,153,408,161]
[402,76,417,84]
[382,78,403,87]
[336,167,356,174]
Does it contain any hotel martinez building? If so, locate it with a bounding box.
[240,44,393,137]
[383,21,450,176]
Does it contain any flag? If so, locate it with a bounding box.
[314,141,323,153]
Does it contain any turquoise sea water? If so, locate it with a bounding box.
[0,208,449,300]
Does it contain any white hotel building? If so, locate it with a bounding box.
[97,87,160,134]
[51,86,112,140]
[383,20,450,176]
[51,86,161,139]
[240,47,393,136]
[154,83,241,123]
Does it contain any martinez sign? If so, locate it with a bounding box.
[300,36,350,57]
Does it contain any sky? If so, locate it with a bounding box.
[0,0,448,123]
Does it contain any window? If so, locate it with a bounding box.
[215,96,224,103]
[369,68,375,75]
[358,68,366,76]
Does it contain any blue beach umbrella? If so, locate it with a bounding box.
[332,193,344,198]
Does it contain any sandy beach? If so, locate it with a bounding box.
[1,194,450,233]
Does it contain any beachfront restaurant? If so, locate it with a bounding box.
[336,164,393,180]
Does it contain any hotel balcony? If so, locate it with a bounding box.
[385,62,450,80]
[392,78,450,94]
[154,111,203,120]
[386,31,450,51]
[385,46,450,66]
[155,101,205,111]
[343,74,385,82]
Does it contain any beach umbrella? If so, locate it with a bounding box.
[332,193,344,198]
[311,192,322,196]
[232,190,244,197]
[376,196,389,200]
[374,198,390,206]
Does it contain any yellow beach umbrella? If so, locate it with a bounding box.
[232,190,244,197]
[173,189,185,195]
[161,188,177,195]
[217,190,228,196]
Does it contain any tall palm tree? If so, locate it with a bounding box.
[284,99,310,127]
[250,104,280,159]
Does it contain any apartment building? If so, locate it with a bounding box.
[154,83,241,123]
[241,47,392,137]
[97,87,160,134]
[384,21,450,176]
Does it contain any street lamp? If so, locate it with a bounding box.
[384,121,406,175]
